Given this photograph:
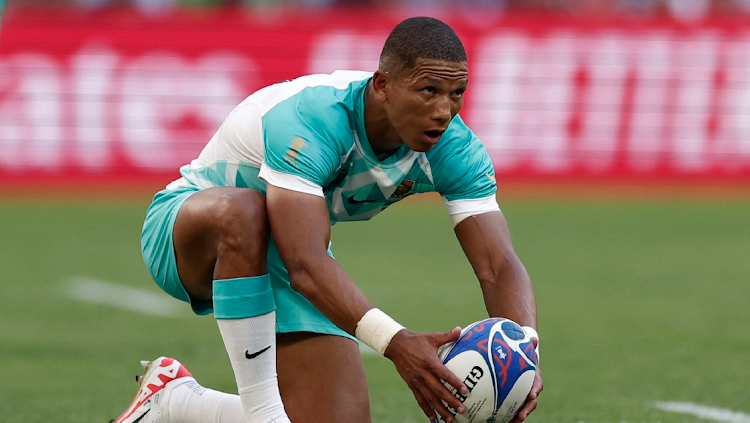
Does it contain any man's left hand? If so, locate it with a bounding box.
[510,336,543,423]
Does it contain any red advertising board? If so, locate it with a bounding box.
[1,6,749,182]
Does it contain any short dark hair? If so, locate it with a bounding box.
[379,17,467,74]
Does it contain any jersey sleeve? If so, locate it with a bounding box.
[428,115,500,216]
[258,164,325,197]
[260,88,352,191]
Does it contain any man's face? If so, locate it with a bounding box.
[383,58,468,152]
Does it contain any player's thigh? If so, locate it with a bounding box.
[277,332,371,423]
[173,186,269,301]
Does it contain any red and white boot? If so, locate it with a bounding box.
[110,357,194,423]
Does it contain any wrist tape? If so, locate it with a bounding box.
[355,308,405,355]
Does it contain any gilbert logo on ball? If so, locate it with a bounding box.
[437,318,538,423]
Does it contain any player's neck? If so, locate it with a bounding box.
[364,82,403,160]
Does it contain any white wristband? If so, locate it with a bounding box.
[522,326,540,362]
[355,308,405,355]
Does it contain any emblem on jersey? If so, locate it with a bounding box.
[389,179,415,201]
[486,171,496,182]
[285,137,307,164]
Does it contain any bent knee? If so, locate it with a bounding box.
[209,189,269,249]
[179,187,270,259]
[173,188,270,300]
[211,188,268,231]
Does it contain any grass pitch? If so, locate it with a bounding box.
[0,193,748,422]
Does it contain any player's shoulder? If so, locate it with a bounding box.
[295,70,371,111]
[260,71,372,183]
[241,70,371,112]
[264,71,370,129]
[270,70,371,105]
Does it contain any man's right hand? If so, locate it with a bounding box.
[384,328,468,423]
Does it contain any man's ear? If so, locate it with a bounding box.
[371,70,389,104]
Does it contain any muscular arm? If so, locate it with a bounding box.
[454,210,543,423]
[266,183,468,422]
[453,210,536,327]
[265,184,373,334]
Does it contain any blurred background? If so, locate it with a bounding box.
[6,0,750,20]
[1,0,749,191]
[1,1,749,423]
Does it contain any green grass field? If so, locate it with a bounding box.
[1,193,748,423]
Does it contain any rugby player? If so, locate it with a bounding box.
[111,16,542,423]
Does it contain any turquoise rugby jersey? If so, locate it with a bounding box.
[167,70,498,224]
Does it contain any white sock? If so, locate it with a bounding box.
[216,311,291,423]
[168,380,244,423]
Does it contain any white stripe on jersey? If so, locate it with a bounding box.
[259,163,325,197]
[443,195,500,216]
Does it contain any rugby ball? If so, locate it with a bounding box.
[437,318,538,423]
